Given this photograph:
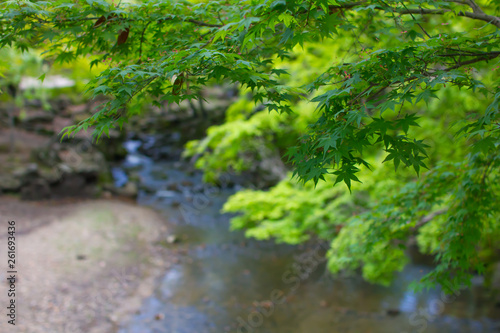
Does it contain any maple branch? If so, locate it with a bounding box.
[436,51,500,58]
[184,19,222,28]
[3,14,223,28]
[138,21,152,61]
[412,209,447,229]
[326,2,500,29]
[400,2,431,39]
[397,7,500,29]
[443,52,500,71]
[466,0,485,15]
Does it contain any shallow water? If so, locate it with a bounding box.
[116,139,500,333]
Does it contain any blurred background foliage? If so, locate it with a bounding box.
[0,46,102,107]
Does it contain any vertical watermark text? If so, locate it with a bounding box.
[6,220,17,326]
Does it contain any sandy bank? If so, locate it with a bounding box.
[0,197,173,333]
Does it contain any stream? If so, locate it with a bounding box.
[114,136,500,333]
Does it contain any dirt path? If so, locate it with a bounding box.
[0,197,174,333]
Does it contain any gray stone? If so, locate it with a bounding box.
[156,190,176,198]
[21,178,51,200]
[12,163,38,178]
[39,167,63,184]
[117,182,138,198]
[19,110,54,124]
[166,183,179,191]
[0,174,23,191]
[166,235,179,244]
[138,183,156,194]
[492,262,500,290]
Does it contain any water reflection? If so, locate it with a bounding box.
[399,291,418,313]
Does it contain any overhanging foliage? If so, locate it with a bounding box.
[2,0,499,290]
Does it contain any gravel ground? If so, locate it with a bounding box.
[0,197,174,333]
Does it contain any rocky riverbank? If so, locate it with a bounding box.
[0,96,127,199]
[0,85,238,200]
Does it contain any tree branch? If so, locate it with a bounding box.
[138,21,151,61]
[466,0,485,15]
[400,2,431,39]
[412,209,447,229]
[5,14,223,28]
[443,52,500,71]
[443,0,473,6]
[436,51,500,58]
[397,8,500,29]
[185,19,222,28]
[329,1,368,10]
[326,2,500,29]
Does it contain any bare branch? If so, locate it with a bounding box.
[326,2,500,29]
[466,0,485,15]
[412,209,447,229]
[436,51,500,58]
[443,0,472,5]
[400,2,431,39]
[138,21,152,61]
[443,52,500,71]
[185,19,222,28]
[396,8,500,29]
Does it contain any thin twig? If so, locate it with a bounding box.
[138,21,152,61]
[305,1,313,27]
[217,10,225,25]
[350,83,376,105]
[436,51,500,57]
[400,1,431,39]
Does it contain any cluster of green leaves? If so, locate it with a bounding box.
[289,32,500,190]
[5,0,497,183]
[1,0,306,139]
[222,82,499,289]
[2,0,499,290]
[184,42,336,182]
